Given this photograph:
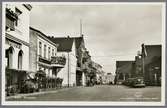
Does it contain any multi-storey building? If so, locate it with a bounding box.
[133,55,142,77]
[141,44,161,86]
[76,48,92,86]
[29,27,66,88]
[102,73,115,84]
[5,4,32,89]
[48,36,90,87]
[115,61,134,84]
[47,36,78,87]
[90,61,103,84]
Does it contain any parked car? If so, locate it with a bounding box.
[131,77,146,88]
[123,78,136,86]
[124,77,145,88]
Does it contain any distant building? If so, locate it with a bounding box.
[106,73,115,84]
[102,73,115,84]
[90,61,103,84]
[133,55,143,78]
[5,4,32,88]
[115,61,134,84]
[141,44,161,86]
[81,50,92,86]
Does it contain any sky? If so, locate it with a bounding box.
[30,3,163,75]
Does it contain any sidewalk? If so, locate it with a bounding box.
[6,86,85,100]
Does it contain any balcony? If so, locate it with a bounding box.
[38,56,51,64]
[51,56,66,68]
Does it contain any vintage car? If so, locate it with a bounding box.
[124,77,145,88]
[131,77,146,88]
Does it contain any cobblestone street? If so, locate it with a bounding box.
[7,85,161,101]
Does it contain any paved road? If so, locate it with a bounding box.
[7,85,161,101]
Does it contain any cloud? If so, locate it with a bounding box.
[30,4,163,74]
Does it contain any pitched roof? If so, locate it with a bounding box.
[47,36,83,52]
[30,27,58,47]
[143,44,161,65]
[74,37,83,49]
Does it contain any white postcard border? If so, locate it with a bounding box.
[1,2,166,106]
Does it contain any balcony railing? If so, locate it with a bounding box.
[38,56,51,64]
[51,56,66,67]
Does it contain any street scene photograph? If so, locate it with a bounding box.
[1,2,165,106]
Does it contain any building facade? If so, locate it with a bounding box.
[47,36,93,87]
[115,44,162,86]
[141,44,161,86]
[133,55,143,78]
[29,27,66,88]
[115,61,134,84]
[5,4,32,89]
[47,36,78,87]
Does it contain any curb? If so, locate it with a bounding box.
[5,86,84,100]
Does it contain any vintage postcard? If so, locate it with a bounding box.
[1,2,166,106]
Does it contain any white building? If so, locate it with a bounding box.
[47,36,85,87]
[5,4,32,87]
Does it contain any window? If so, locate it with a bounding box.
[6,8,16,31]
[48,47,50,59]
[39,42,42,56]
[15,8,22,26]
[6,47,14,68]
[15,8,22,16]
[44,68,46,73]
[18,50,23,69]
[52,49,54,57]
[39,66,42,70]
[55,48,57,56]
[44,44,47,58]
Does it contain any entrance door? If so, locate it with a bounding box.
[76,71,82,86]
